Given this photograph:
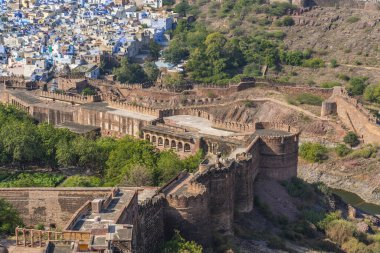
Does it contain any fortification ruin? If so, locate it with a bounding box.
[2,74,379,252]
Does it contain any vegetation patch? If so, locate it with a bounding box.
[299,142,328,163]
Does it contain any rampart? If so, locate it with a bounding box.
[322,87,380,144]
[38,91,101,104]
[107,100,171,118]
[162,122,299,247]
[0,76,38,90]
[137,195,165,253]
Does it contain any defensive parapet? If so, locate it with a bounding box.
[255,122,300,181]
[137,195,165,253]
[0,76,38,90]
[165,181,210,246]
[212,119,256,132]
[38,91,101,104]
[107,100,172,118]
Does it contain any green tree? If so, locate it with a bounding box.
[0,198,23,235]
[163,39,189,64]
[343,132,360,147]
[37,123,75,168]
[348,76,368,95]
[162,72,186,89]
[335,144,351,157]
[0,120,43,164]
[363,83,380,103]
[149,40,161,60]
[174,0,191,17]
[282,16,295,26]
[125,164,153,186]
[163,230,203,253]
[113,58,148,84]
[105,136,158,186]
[299,142,328,163]
[144,62,160,83]
[156,151,183,185]
[82,87,96,96]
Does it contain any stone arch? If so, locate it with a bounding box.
[184,143,191,152]
[164,138,170,147]
[152,136,157,144]
[145,134,151,141]
[178,142,183,150]
[158,137,163,146]
[171,140,176,149]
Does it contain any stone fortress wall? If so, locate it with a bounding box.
[0,188,112,228]
[321,86,380,144]
[161,122,300,248]
[0,122,300,252]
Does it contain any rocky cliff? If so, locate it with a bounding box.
[298,159,380,205]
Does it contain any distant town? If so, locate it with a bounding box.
[0,0,179,82]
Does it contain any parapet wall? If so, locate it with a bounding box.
[0,188,112,228]
[107,100,172,118]
[165,182,210,246]
[137,195,165,253]
[39,91,101,104]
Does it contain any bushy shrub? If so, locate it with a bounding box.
[303,58,325,68]
[343,132,360,147]
[282,177,314,199]
[348,76,368,95]
[162,230,202,253]
[335,144,352,157]
[347,16,360,23]
[342,238,368,253]
[364,83,380,103]
[317,211,342,230]
[282,16,295,26]
[0,173,65,187]
[326,219,356,245]
[330,59,339,68]
[60,175,103,187]
[0,198,23,235]
[347,145,377,159]
[292,93,323,106]
[299,142,328,163]
[321,81,341,88]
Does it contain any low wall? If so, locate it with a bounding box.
[0,188,112,228]
[39,91,101,104]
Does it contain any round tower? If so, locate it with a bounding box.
[165,182,211,247]
[255,122,300,181]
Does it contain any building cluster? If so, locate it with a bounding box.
[0,0,177,81]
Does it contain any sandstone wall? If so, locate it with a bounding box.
[326,87,380,144]
[75,107,149,138]
[0,188,112,228]
[32,105,75,125]
[137,196,165,253]
[165,182,210,246]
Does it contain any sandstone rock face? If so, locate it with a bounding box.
[298,160,380,206]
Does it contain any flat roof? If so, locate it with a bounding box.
[80,102,157,121]
[164,115,234,137]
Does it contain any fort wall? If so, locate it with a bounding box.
[0,188,112,228]
[165,182,211,246]
[323,87,380,144]
[137,196,165,253]
[38,91,101,104]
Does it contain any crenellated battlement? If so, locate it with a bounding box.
[38,91,101,104]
